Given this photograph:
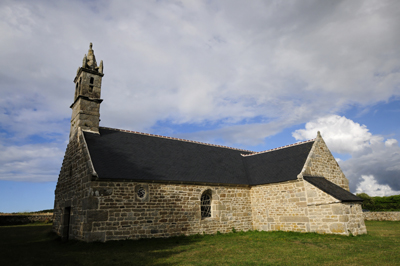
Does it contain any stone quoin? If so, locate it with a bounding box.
[53,43,367,242]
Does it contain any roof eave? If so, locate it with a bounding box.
[80,129,98,178]
[90,176,250,187]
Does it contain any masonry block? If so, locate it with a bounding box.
[82,197,99,210]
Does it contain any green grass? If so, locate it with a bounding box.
[0,221,399,265]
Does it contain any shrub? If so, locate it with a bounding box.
[357,193,400,211]
[356,193,374,210]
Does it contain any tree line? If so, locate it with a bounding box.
[356,193,400,211]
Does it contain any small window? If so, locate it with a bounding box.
[90,77,94,84]
[135,184,149,202]
[201,190,212,218]
[137,186,146,198]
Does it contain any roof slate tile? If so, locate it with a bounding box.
[304,176,363,202]
[84,127,314,186]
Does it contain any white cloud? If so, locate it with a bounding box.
[293,115,400,195]
[292,115,383,154]
[340,140,400,193]
[0,1,400,183]
[356,175,400,197]
[0,142,64,182]
[385,138,398,147]
[1,1,400,136]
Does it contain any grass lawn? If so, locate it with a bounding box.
[0,221,399,265]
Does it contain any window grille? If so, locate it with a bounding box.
[137,186,146,198]
[135,184,149,202]
[201,191,212,218]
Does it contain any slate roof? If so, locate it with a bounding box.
[244,141,314,185]
[84,128,251,185]
[303,176,363,202]
[83,127,315,186]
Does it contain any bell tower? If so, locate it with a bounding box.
[70,43,104,139]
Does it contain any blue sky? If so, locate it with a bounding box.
[0,0,399,212]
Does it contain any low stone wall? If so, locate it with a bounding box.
[0,214,53,226]
[363,212,400,221]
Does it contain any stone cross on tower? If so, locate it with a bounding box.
[70,43,104,140]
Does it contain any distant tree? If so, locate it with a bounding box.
[357,193,400,211]
[372,195,400,211]
[35,209,54,213]
[356,193,374,211]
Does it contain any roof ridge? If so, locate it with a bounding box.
[99,126,254,153]
[241,139,315,157]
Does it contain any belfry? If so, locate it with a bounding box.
[70,43,104,139]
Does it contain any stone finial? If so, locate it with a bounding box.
[86,42,97,69]
[82,54,87,68]
[317,131,322,138]
[98,60,103,74]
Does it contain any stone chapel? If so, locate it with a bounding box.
[53,44,367,242]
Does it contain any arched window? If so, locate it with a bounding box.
[201,190,212,218]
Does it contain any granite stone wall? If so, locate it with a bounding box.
[363,212,400,221]
[301,134,350,191]
[53,129,94,241]
[250,179,366,236]
[304,180,366,235]
[86,182,253,241]
[70,97,101,138]
[251,180,309,232]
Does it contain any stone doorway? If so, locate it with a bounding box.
[62,207,71,241]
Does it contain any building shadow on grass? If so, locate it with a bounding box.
[0,225,202,266]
